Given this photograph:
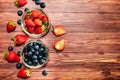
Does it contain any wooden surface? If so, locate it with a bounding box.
[0,0,120,80]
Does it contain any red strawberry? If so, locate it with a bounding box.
[6,21,16,33]
[31,10,38,19]
[27,26,34,33]
[54,39,65,51]
[25,19,35,27]
[34,26,42,34]
[53,25,66,36]
[12,34,28,46]
[41,16,47,23]
[34,19,42,26]
[4,51,20,63]
[14,0,27,7]
[17,67,30,79]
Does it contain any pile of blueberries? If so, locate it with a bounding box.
[33,0,46,8]
[23,41,48,67]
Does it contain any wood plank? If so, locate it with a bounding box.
[0,0,120,13]
[1,12,120,33]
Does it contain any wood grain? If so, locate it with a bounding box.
[0,0,120,80]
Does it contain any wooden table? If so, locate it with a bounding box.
[0,0,120,80]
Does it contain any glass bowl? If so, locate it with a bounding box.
[21,9,51,38]
[21,40,49,68]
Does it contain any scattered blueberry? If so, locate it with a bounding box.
[35,0,41,5]
[17,51,21,56]
[17,10,23,16]
[8,46,13,51]
[42,70,47,76]
[16,63,22,69]
[40,2,46,8]
[17,19,21,25]
[24,8,29,12]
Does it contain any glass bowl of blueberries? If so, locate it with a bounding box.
[21,40,49,68]
[21,9,51,38]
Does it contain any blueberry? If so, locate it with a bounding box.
[42,70,47,76]
[38,55,42,60]
[17,51,21,56]
[17,10,23,16]
[16,63,22,69]
[39,47,45,53]
[32,59,38,66]
[24,8,29,12]
[35,0,41,5]
[35,51,39,56]
[42,57,47,60]
[17,19,21,25]
[23,48,28,53]
[24,52,28,58]
[40,2,46,8]
[34,44,39,50]
[8,46,13,51]
[28,42,33,47]
[27,61,32,66]
[31,48,35,53]
[24,58,28,63]
[32,55,38,60]
[28,51,33,57]
[39,59,45,64]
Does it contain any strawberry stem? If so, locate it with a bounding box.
[4,52,8,59]
[25,68,31,77]
[11,38,17,45]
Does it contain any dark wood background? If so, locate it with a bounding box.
[0,0,120,80]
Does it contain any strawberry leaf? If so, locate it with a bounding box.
[4,52,8,59]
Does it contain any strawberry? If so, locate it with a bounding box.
[34,19,42,26]
[54,39,65,51]
[53,25,66,36]
[31,10,38,19]
[25,19,35,27]
[17,67,30,79]
[12,34,28,46]
[41,16,47,23]
[27,26,34,33]
[14,0,27,7]
[6,21,16,33]
[4,51,20,63]
[34,26,42,34]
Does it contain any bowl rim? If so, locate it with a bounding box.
[21,8,51,38]
[21,40,49,68]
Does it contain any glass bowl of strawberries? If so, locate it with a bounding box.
[21,9,50,38]
[21,40,49,68]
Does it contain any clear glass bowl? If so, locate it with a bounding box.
[21,9,51,38]
[21,40,49,68]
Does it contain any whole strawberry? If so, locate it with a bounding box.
[14,0,27,7]
[12,34,28,46]
[34,26,42,34]
[25,19,35,27]
[4,51,20,63]
[6,21,16,33]
[17,67,30,79]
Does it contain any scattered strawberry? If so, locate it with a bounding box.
[6,21,16,33]
[34,19,42,26]
[34,26,42,34]
[25,19,35,27]
[14,0,27,7]
[41,16,47,23]
[12,34,28,46]
[53,25,66,36]
[17,67,30,79]
[4,51,20,63]
[27,26,34,33]
[54,39,65,51]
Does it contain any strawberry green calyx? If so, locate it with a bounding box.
[14,0,19,7]
[25,68,31,77]
[8,21,16,27]
[11,38,17,45]
[42,24,47,32]
[4,52,8,59]
[43,21,48,25]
